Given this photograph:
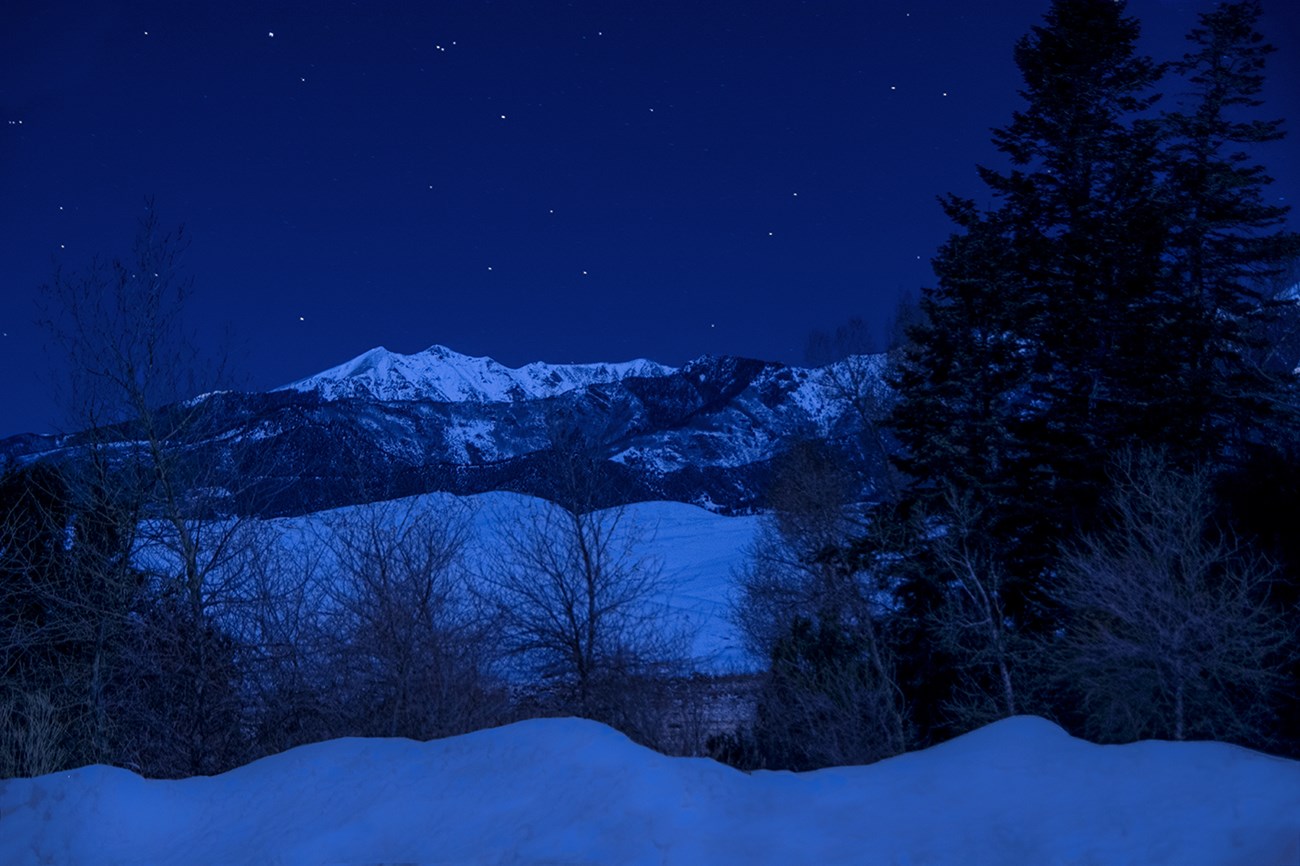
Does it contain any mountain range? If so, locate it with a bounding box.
[0,345,892,517]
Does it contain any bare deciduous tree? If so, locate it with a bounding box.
[173,495,507,759]
[735,441,905,769]
[235,521,336,756]
[0,693,64,778]
[805,316,902,501]
[32,204,266,777]
[924,485,1023,727]
[484,434,680,733]
[1050,450,1293,744]
[0,459,145,776]
[321,497,505,740]
[736,442,866,657]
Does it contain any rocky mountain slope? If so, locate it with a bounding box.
[0,345,892,517]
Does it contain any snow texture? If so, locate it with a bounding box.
[279,344,676,403]
[2,715,1296,865]
[156,491,762,673]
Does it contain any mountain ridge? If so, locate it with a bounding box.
[279,344,678,404]
[0,347,893,518]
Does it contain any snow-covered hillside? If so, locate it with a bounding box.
[245,490,762,671]
[279,343,675,403]
[3,715,1296,866]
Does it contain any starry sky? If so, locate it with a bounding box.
[2,0,1298,437]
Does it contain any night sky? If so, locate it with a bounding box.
[3,0,1298,437]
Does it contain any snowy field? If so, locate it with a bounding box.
[472,492,762,670]
[240,490,764,671]
[2,715,1297,865]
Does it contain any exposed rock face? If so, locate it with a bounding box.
[0,345,892,517]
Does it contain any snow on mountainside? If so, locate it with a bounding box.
[0,347,894,517]
[279,344,676,403]
[4,716,1297,865]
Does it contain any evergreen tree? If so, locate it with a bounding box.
[1156,0,1300,461]
[1163,0,1300,761]
[0,465,76,699]
[978,0,1166,564]
[890,202,1028,506]
[751,616,894,771]
[889,0,1166,584]
[880,0,1299,748]
[0,464,142,775]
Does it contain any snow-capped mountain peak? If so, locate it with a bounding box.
[3,345,894,516]
[279,344,677,403]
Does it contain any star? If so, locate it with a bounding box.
[268,31,275,38]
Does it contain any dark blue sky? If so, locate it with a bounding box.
[3,0,1298,437]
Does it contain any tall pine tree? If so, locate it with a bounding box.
[881,0,1298,740]
[1156,0,1299,462]
[890,0,1165,577]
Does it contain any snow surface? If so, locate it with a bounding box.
[202,490,762,672]
[279,344,675,403]
[274,342,886,429]
[460,492,758,670]
[3,715,1297,865]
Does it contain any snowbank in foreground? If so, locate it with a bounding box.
[2,716,1297,866]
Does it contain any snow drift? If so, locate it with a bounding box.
[2,715,1297,865]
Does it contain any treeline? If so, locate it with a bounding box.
[0,445,696,779]
[725,0,1300,770]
